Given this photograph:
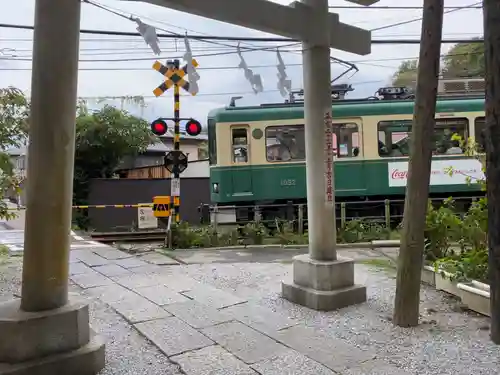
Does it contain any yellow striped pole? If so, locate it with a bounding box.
[172,59,181,223]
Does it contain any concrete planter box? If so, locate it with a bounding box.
[421,265,436,286]
[434,269,460,297]
[457,280,491,317]
[420,266,491,317]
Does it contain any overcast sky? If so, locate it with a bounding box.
[0,0,484,124]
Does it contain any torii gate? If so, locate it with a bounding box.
[129,0,379,311]
[0,1,378,374]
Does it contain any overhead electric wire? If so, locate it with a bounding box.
[329,5,482,10]
[14,78,387,101]
[84,0,260,49]
[370,1,482,32]
[0,44,299,62]
[1,34,483,58]
[82,0,285,52]
[0,51,485,72]
[0,23,484,44]
[0,33,482,41]
[74,79,389,99]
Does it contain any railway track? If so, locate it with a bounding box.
[90,230,167,243]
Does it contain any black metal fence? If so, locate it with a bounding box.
[199,195,482,233]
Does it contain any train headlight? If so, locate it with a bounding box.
[212,183,219,193]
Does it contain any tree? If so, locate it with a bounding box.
[442,39,485,78]
[483,0,500,344]
[198,141,209,159]
[393,0,444,327]
[392,59,418,88]
[392,40,485,88]
[73,104,155,228]
[0,87,29,220]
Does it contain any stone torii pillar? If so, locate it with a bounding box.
[0,0,105,374]
[130,0,379,310]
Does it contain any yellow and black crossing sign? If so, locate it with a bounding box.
[152,196,172,218]
[153,59,199,97]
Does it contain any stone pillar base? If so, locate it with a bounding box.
[282,254,366,311]
[0,298,105,375]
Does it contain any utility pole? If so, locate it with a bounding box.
[0,0,105,373]
[483,0,500,344]
[393,0,444,327]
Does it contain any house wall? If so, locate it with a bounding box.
[123,159,209,179]
[180,160,209,178]
[118,142,202,170]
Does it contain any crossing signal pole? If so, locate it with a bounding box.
[151,57,201,224]
[172,59,181,223]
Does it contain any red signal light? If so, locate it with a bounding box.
[151,119,168,136]
[185,118,202,136]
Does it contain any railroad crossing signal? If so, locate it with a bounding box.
[153,59,199,97]
[164,150,188,175]
[185,119,202,136]
[149,118,202,138]
[151,119,168,136]
[151,58,201,225]
[152,196,171,218]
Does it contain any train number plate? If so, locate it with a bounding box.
[280,179,296,186]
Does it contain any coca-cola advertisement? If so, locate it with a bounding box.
[391,169,408,181]
[388,160,484,187]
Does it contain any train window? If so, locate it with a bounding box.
[334,123,360,158]
[232,128,249,163]
[474,117,486,152]
[377,118,468,157]
[265,124,359,161]
[266,125,305,162]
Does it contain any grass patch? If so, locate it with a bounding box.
[359,257,397,272]
[0,244,10,265]
[157,248,175,256]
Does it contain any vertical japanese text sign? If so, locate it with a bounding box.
[324,112,334,206]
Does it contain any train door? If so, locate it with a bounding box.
[333,120,366,194]
[230,126,253,196]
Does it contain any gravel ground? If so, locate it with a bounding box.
[2,255,500,375]
[165,262,500,375]
[0,258,183,375]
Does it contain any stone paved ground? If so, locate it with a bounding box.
[1,242,499,374]
[0,227,105,254]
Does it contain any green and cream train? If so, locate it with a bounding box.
[207,91,486,222]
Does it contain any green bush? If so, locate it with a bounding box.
[241,222,268,245]
[167,218,395,250]
[425,197,488,283]
[166,215,406,250]
[435,248,488,283]
[337,219,388,243]
[170,221,200,249]
[424,198,462,262]
[425,135,489,283]
[273,219,308,245]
